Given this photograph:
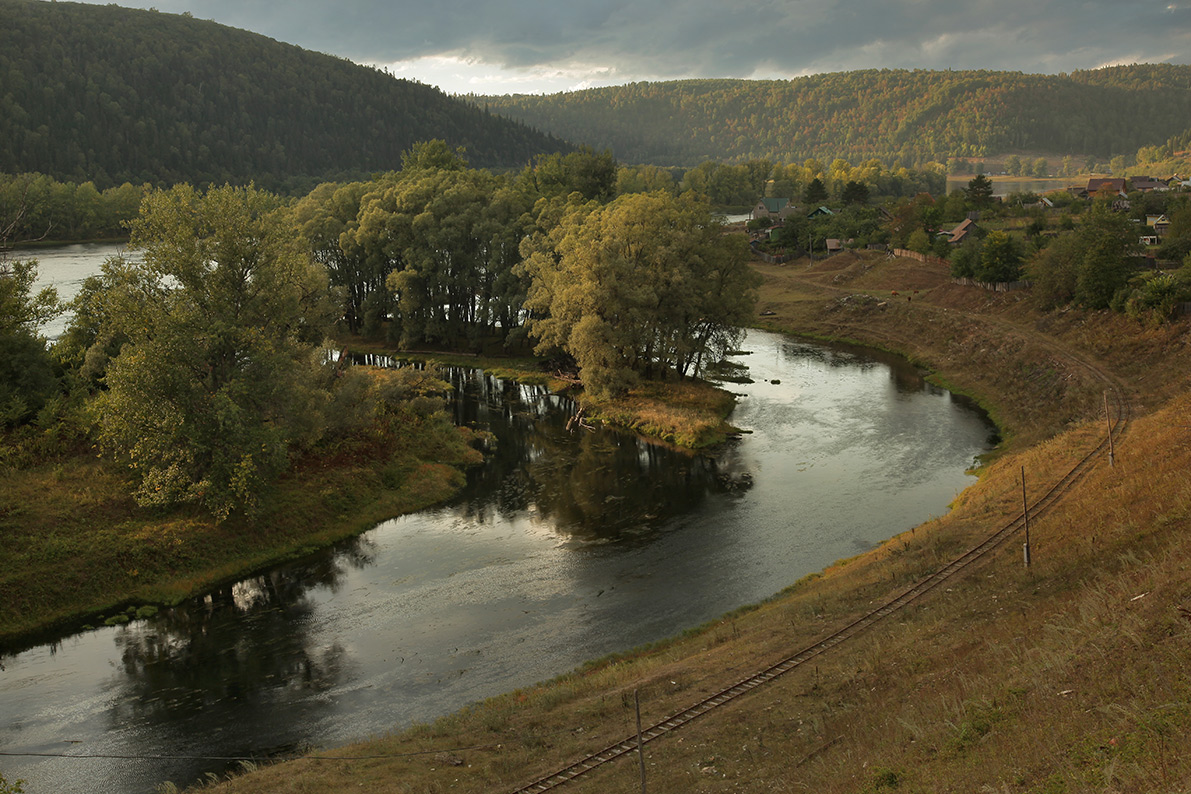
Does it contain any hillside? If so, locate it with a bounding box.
[477,66,1191,167]
[0,0,571,191]
[198,252,1191,793]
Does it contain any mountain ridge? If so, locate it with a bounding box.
[475,65,1191,167]
[0,0,571,191]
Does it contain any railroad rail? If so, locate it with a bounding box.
[511,383,1131,793]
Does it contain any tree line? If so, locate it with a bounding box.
[477,65,1191,168]
[0,172,149,242]
[2,143,758,518]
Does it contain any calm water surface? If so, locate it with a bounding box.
[2,247,996,793]
[23,241,136,340]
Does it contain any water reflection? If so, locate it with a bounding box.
[0,330,996,794]
[445,370,731,542]
[111,555,366,723]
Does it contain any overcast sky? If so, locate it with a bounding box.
[82,0,1191,94]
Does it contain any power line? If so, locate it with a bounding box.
[0,742,499,763]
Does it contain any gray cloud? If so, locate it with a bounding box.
[86,0,1191,84]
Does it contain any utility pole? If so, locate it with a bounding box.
[1022,466,1031,568]
[635,689,647,794]
[1104,391,1115,468]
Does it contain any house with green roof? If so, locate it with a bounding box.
[751,197,795,221]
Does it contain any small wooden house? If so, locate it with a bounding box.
[751,198,795,221]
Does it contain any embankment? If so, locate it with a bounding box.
[204,253,1191,793]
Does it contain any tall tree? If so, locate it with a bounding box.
[93,184,337,518]
[1074,205,1139,308]
[966,173,994,207]
[975,231,1024,283]
[520,191,757,398]
[804,177,828,205]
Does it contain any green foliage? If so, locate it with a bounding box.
[324,366,450,442]
[0,328,58,427]
[1074,206,1140,309]
[0,258,60,337]
[1121,271,1191,324]
[343,154,533,349]
[293,179,378,334]
[520,191,759,398]
[0,0,569,190]
[950,237,982,279]
[480,65,1191,167]
[804,177,828,204]
[0,257,62,426]
[0,172,148,243]
[53,257,145,381]
[527,146,618,202]
[0,771,25,794]
[1028,234,1082,309]
[840,180,870,204]
[92,184,337,519]
[977,230,1024,283]
[906,228,932,255]
[1028,205,1142,311]
[966,173,994,207]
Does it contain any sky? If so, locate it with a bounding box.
[80,0,1191,95]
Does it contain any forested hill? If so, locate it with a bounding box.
[0,0,571,191]
[477,66,1191,167]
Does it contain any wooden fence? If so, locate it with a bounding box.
[951,277,1032,293]
[753,250,791,264]
[892,248,950,267]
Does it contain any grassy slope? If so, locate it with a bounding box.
[206,252,1191,794]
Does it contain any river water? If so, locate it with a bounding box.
[1,247,997,794]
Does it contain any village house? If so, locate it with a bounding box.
[1130,176,1170,193]
[1085,177,1128,196]
[947,218,979,245]
[751,197,796,221]
[1146,214,1171,237]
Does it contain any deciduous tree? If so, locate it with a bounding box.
[520,191,757,398]
[93,184,337,518]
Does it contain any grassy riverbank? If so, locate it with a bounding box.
[1,339,739,647]
[343,334,742,449]
[0,408,481,647]
[203,251,1191,793]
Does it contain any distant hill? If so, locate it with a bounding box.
[477,66,1191,167]
[0,0,571,191]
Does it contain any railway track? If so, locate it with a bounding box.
[511,379,1131,793]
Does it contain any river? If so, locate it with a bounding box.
[0,246,997,793]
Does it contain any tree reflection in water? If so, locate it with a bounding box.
[444,369,736,543]
[106,536,378,751]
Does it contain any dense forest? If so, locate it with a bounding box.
[0,0,570,192]
[477,66,1191,167]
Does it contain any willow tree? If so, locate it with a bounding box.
[93,184,337,519]
[346,153,533,349]
[520,190,757,399]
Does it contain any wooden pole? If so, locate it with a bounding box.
[635,689,647,794]
[1022,466,1031,568]
[1104,391,1115,468]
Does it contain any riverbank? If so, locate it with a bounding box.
[0,409,481,648]
[345,335,742,449]
[204,251,1191,793]
[0,339,739,648]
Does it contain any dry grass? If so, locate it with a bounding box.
[204,254,1191,794]
[581,379,740,449]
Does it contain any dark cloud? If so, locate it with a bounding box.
[84,0,1191,86]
